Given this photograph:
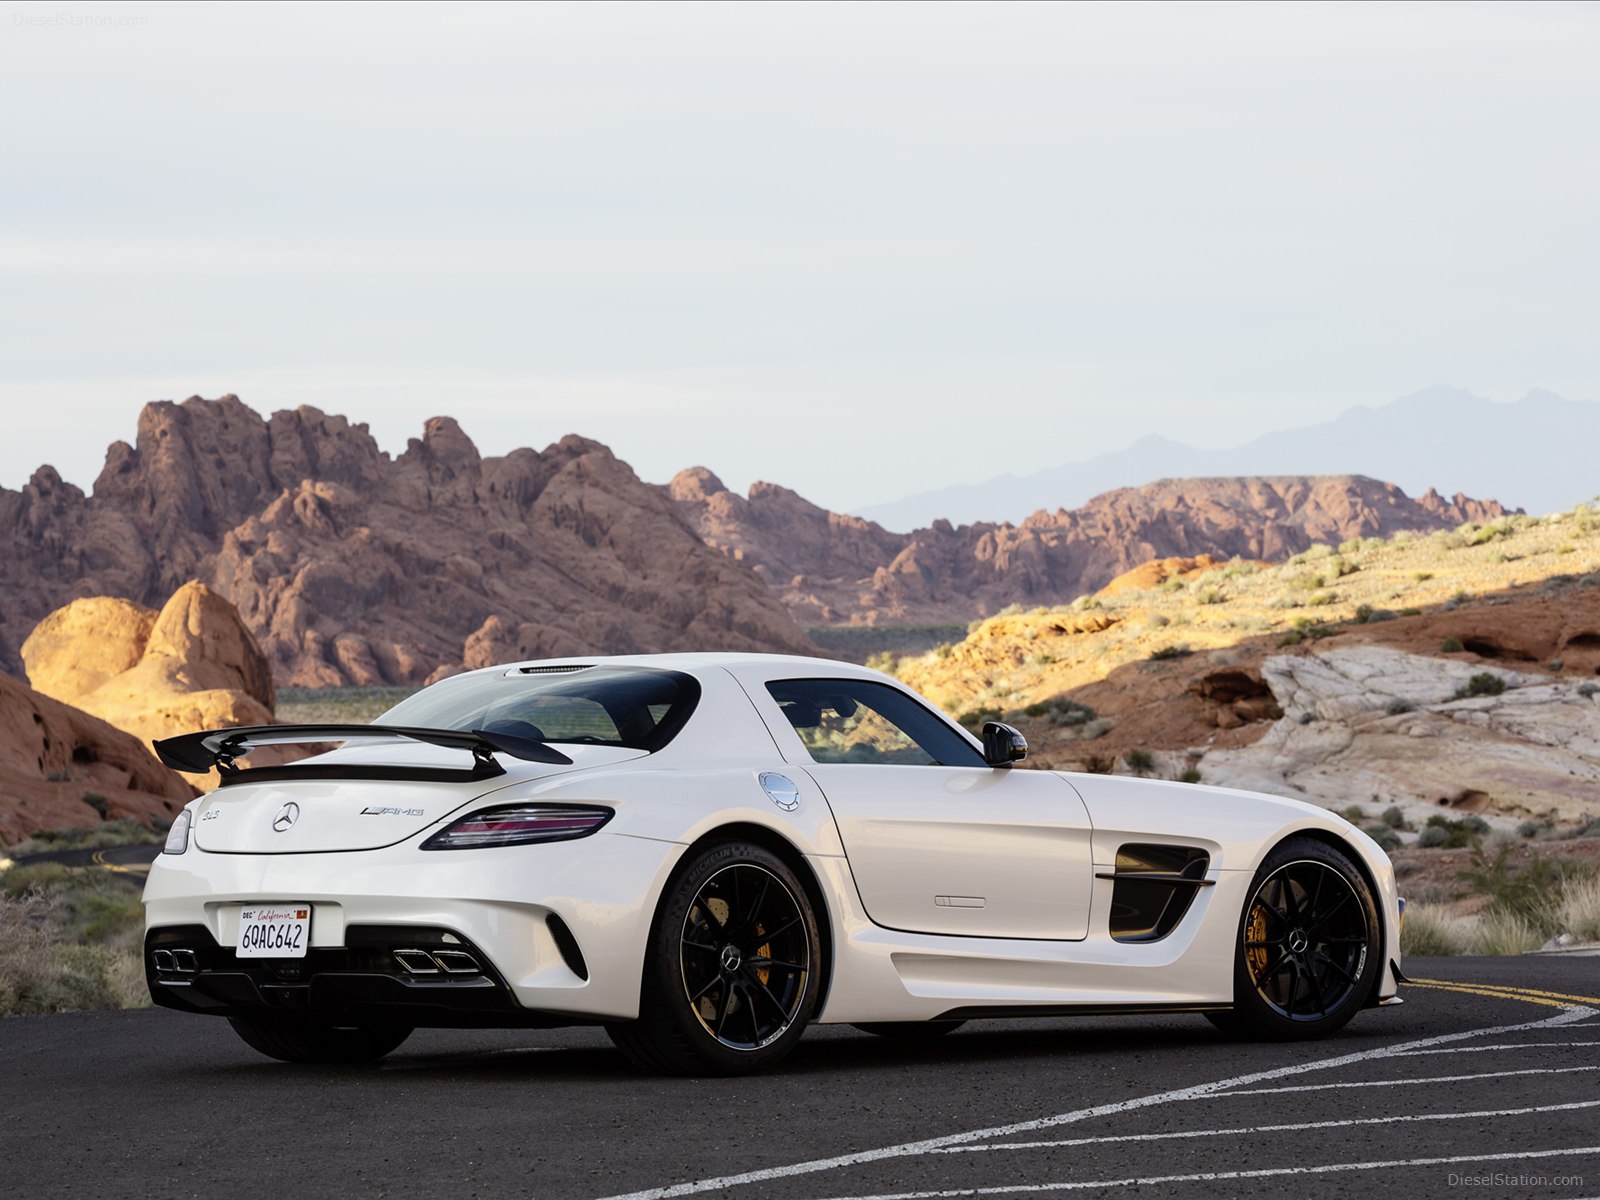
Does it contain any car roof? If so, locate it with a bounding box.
[452,651,888,683]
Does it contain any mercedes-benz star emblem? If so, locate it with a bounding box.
[271,802,301,833]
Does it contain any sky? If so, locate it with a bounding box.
[1,0,1596,513]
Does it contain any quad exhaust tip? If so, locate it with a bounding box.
[393,948,481,976]
[152,949,199,974]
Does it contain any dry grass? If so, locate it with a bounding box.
[1399,906,1475,956]
[0,866,149,1015]
[1558,876,1600,942]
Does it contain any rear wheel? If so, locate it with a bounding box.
[1207,837,1379,1040]
[607,842,821,1075]
[227,1016,412,1064]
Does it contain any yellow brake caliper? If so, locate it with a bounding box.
[1246,902,1270,980]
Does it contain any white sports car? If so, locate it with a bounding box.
[145,653,1404,1074]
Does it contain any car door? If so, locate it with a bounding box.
[735,671,1095,941]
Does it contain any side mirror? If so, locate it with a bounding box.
[981,721,1028,767]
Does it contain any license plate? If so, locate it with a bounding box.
[237,905,311,958]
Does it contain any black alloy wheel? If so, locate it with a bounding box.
[608,841,822,1075]
[1208,837,1380,1040]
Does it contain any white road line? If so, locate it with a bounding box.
[595,1004,1595,1200]
[1220,1064,1600,1096]
[1397,1040,1600,1055]
[928,1099,1600,1154]
[810,1145,1600,1200]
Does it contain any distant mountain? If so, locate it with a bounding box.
[673,470,1512,627]
[854,387,1597,531]
[0,396,814,684]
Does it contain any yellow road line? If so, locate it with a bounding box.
[1409,977,1600,1008]
[88,850,145,877]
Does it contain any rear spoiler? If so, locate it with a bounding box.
[154,724,573,784]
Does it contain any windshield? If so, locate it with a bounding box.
[379,666,700,752]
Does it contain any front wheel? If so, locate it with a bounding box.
[228,1016,412,1063]
[607,842,822,1075]
[1207,837,1379,1041]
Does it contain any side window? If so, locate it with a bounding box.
[765,679,985,768]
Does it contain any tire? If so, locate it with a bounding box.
[1207,837,1380,1041]
[607,841,822,1076]
[228,1016,413,1064]
[851,1021,966,1040]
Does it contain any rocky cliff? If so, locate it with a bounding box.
[672,470,1515,625]
[0,396,815,684]
[23,582,276,789]
[0,672,194,843]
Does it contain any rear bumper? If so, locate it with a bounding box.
[145,924,587,1027]
[141,831,686,1024]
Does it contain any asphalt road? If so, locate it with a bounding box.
[3,958,1598,1200]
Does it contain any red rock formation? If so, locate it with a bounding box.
[672,473,1518,625]
[0,672,194,843]
[0,398,815,684]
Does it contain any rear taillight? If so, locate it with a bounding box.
[162,809,192,855]
[420,804,613,850]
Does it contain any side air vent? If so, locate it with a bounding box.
[1100,844,1212,943]
[545,913,589,981]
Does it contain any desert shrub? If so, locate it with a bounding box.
[1277,630,1305,648]
[1399,607,1423,617]
[1362,824,1401,852]
[1381,805,1408,830]
[1416,825,1448,849]
[1457,845,1581,934]
[1307,592,1337,607]
[0,872,149,1015]
[1578,682,1598,699]
[1353,604,1395,624]
[1081,717,1114,740]
[1385,698,1415,715]
[1148,644,1192,662]
[1147,614,1170,629]
[1547,659,1564,672]
[1468,521,1512,546]
[1474,909,1545,956]
[865,651,900,675]
[5,820,162,857]
[1558,544,1577,555]
[1441,637,1464,653]
[934,643,955,659]
[1558,877,1600,942]
[1124,749,1154,774]
[1158,577,1186,593]
[1517,820,1541,839]
[956,707,1002,734]
[1070,595,1104,613]
[1289,543,1335,564]
[1400,906,1473,956]
[1022,696,1097,728]
[1393,858,1422,879]
[1195,587,1224,606]
[1178,767,1202,784]
[1452,672,1507,700]
[1328,557,1359,579]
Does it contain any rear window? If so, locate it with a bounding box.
[380,666,699,752]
